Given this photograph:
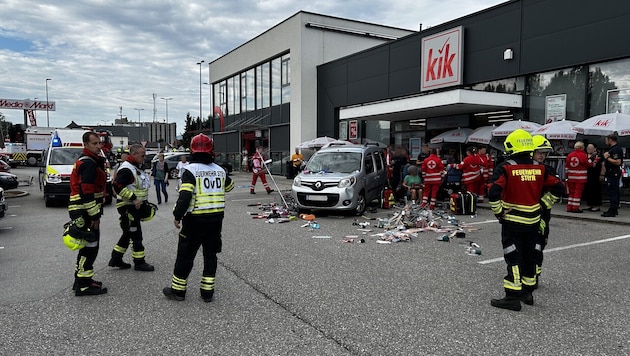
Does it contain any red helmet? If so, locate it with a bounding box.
[190,134,213,153]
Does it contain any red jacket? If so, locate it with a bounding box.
[421,154,445,184]
[69,148,107,219]
[565,149,590,182]
[477,153,495,181]
[458,154,482,184]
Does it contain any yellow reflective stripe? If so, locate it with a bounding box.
[489,200,502,215]
[113,245,127,253]
[200,276,215,291]
[118,187,135,200]
[503,202,541,212]
[522,276,536,287]
[225,180,234,192]
[541,192,558,209]
[503,265,522,291]
[504,215,540,225]
[131,250,145,259]
[171,276,187,292]
[190,208,224,214]
[180,183,194,193]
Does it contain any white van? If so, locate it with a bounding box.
[42,129,113,207]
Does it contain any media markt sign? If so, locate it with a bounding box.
[420,26,463,92]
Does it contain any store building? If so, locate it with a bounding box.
[208,11,415,171]
[318,0,630,160]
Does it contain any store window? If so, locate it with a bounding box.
[471,77,522,93]
[281,54,291,104]
[589,57,630,116]
[271,57,282,106]
[240,68,254,112]
[526,66,587,124]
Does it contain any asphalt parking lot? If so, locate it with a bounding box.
[0,168,629,355]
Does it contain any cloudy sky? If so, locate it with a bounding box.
[0,0,505,136]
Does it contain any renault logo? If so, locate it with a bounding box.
[314,181,323,191]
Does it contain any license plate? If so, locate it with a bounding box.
[307,195,327,201]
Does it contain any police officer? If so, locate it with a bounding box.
[601,132,623,217]
[68,132,108,296]
[163,134,234,302]
[488,129,564,311]
[108,144,156,271]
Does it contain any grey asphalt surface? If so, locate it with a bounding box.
[1,167,629,355]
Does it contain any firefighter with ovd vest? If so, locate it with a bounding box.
[163,134,234,302]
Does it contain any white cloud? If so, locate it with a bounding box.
[0,0,504,136]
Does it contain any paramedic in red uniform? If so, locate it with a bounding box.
[250,146,274,195]
[476,146,494,203]
[456,146,483,197]
[420,149,445,210]
[488,129,564,311]
[564,141,590,213]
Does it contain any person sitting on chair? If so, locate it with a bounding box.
[402,165,423,204]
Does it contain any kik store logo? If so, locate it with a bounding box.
[421,26,463,91]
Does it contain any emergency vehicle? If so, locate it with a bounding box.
[41,129,113,207]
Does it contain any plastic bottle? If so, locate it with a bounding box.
[466,247,481,255]
[437,235,450,242]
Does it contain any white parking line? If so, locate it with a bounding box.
[478,234,630,265]
[466,219,499,225]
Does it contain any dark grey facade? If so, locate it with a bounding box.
[317,0,630,141]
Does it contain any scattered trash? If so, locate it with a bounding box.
[437,234,450,242]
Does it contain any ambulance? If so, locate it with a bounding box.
[42,129,113,207]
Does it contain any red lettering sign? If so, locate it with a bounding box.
[421,27,463,91]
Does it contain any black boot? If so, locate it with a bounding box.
[490,296,522,311]
[72,278,102,291]
[134,260,155,271]
[201,290,214,303]
[163,287,185,301]
[75,278,108,296]
[601,209,618,217]
[108,251,131,269]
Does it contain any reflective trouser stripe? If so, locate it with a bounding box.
[522,276,536,287]
[132,250,145,259]
[201,276,215,292]
[504,265,522,291]
[113,245,127,254]
[171,276,187,292]
[76,256,94,278]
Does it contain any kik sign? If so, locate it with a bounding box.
[421,26,463,91]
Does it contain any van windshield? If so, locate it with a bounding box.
[305,152,361,173]
[49,147,83,165]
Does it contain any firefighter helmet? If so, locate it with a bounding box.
[532,135,552,152]
[128,201,158,222]
[504,129,534,155]
[190,134,213,154]
[62,217,95,250]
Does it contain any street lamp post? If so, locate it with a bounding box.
[45,78,52,127]
[133,108,144,142]
[160,97,173,144]
[133,108,144,125]
[197,60,205,130]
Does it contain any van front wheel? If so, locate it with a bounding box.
[354,193,366,216]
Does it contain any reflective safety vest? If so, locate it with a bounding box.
[183,163,228,214]
[115,160,150,208]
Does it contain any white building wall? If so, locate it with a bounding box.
[209,11,415,150]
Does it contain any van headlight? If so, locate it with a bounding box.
[293,176,302,187]
[47,174,62,184]
[338,176,355,188]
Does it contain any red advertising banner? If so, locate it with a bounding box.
[349,120,358,140]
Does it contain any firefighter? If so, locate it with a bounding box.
[250,146,274,194]
[531,135,560,288]
[108,144,156,272]
[488,129,564,311]
[163,134,234,302]
[564,141,590,213]
[68,131,108,296]
[455,146,483,197]
[420,148,445,210]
